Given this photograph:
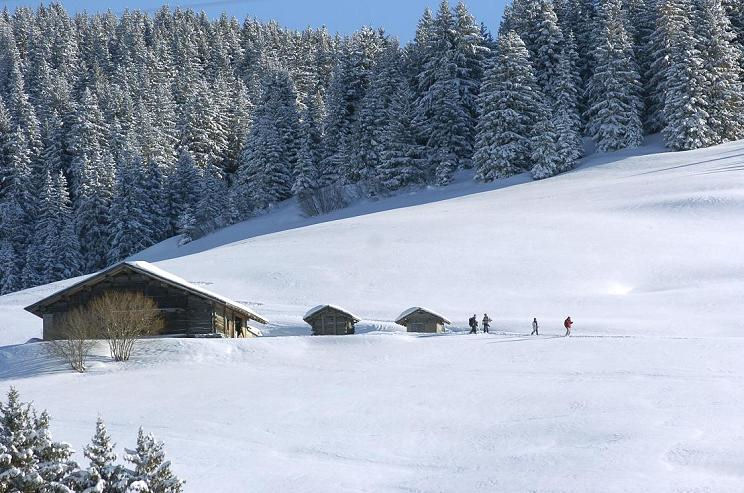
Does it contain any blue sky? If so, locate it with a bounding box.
[1,0,507,42]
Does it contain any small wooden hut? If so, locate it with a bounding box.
[395,307,450,333]
[303,305,360,336]
[25,261,267,340]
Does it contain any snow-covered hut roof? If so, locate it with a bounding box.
[303,304,361,323]
[25,261,268,324]
[395,307,451,325]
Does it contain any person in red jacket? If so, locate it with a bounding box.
[564,316,573,337]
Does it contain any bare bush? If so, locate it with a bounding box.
[48,308,98,372]
[87,291,164,362]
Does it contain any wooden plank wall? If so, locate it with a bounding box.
[42,271,216,338]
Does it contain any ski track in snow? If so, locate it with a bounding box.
[0,137,742,491]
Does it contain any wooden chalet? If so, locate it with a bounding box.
[24,261,267,340]
[303,305,360,336]
[395,307,450,333]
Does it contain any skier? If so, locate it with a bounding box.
[482,314,492,334]
[564,316,573,337]
[468,314,478,334]
[531,318,539,336]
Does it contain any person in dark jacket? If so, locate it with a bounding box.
[564,316,573,337]
[482,314,492,333]
[531,318,539,336]
[468,314,478,334]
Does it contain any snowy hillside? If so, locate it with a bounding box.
[2,333,744,492]
[0,139,743,491]
[2,137,742,344]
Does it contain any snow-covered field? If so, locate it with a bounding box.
[3,334,744,492]
[0,138,743,491]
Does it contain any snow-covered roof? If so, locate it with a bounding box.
[395,307,451,325]
[125,261,267,323]
[303,304,361,322]
[25,261,267,324]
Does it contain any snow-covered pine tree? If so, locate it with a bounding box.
[178,78,228,170]
[191,164,230,238]
[68,87,108,194]
[223,79,254,176]
[626,0,661,131]
[33,410,78,489]
[474,31,544,181]
[292,93,324,196]
[558,0,597,120]
[167,147,201,237]
[320,56,354,183]
[660,0,717,149]
[123,428,184,493]
[722,0,744,63]
[647,0,682,134]
[532,0,566,102]
[43,171,82,284]
[74,150,115,272]
[321,28,387,182]
[695,0,744,143]
[454,0,489,156]
[353,43,402,186]
[530,112,563,179]
[553,39,584,170]
[0,127,33,293]
[0,388,45,491]
[70,416,126,493]
[85,418,117,477]
[503,0,540,55]
[584,0,644,152]
[415,0,480,177]
[21,172,51,288]
[108,151,158,264]
[1,25,43,163]
[378,80,426,191]
[406,7,434,95]
[234,70,300,212]
[293,132,319,197]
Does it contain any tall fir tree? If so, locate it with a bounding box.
[378,81,426,191]
[108,152,158,264]
[584,0,644,152]
[552,39,584,170]
[530,113,563,179]
[474,31,545,181]
[532,0,566,102]
[696,0,744,143]
[353,44,402,185]
[660,0,716,149]
[234,70,300,212]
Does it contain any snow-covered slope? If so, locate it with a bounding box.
[1,138,743,491]
[3,136,742,343]
[3,334,744,492]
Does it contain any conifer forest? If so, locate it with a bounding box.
[1,0,743,294]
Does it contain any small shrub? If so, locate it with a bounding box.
[48,307,98,372]
[89,291,164,362]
